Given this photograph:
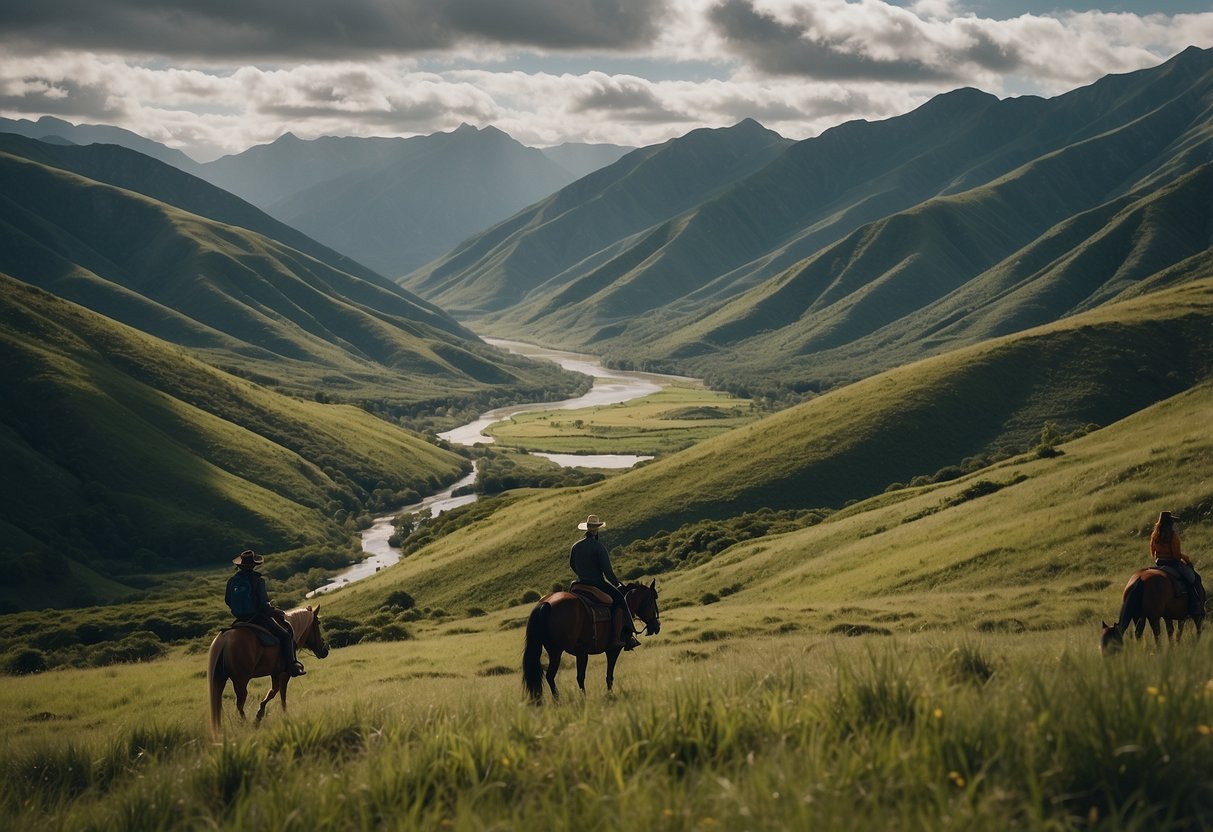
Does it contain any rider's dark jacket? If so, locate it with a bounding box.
[570,534,621,588]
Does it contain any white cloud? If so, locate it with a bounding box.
[0,3,1208,159]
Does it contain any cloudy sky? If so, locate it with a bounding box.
[2,0,1211,161]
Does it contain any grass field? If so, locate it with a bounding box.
[4,620,1212,831]
[484,384,757,455]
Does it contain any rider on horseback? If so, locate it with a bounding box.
[569,514,640,651]
[1151,511,1204,619]
[225,550,306,677]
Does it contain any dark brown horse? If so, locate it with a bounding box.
[522,581,660,701]
[1101,569,1204,654]
[207,606,329,735]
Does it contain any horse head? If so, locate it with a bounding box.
[626,580,661,636]
[1099,620,1123,656]
[300,605,331,659]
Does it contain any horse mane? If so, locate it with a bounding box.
[623,581,656,596]
[283,607,314,641]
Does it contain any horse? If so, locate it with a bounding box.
[1101,568,1204,654]
[522,580,660,702]
[207,606,329,735]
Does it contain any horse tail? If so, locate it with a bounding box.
[522,602,551,702]
[207,634,228,737]
[1116,576,1146,633]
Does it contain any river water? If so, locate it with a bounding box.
[308,339,693,596]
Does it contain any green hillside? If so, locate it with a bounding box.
[0,144,581,413]
[0,132,392,288]
[645,159,1213,391]
[415,47,1213,396]
[0,274,469,611]
[322,278,1213,619]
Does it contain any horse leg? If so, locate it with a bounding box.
[545,648,562,700]
[1166,619,1176,642]
[1148,617,1162,645]
[605,648,621,694]
[256,676,281,724]
[576,654,588,693]
[233,677,250,721]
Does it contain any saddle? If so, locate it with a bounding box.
[569,582,615,651]
[1150,564,1190,596]
[227,621,282,647]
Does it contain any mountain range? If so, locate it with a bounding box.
[3,47,1211,615]
[408,46,1213,398]
[0,117,632,280]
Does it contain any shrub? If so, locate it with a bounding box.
[4,648,48,675]
[382,590,415,610]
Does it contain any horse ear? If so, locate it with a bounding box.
[649,579,655,589]
[1101,621,1109,628]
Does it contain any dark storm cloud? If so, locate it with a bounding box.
[707,0,957,82]
[0,0,668,60]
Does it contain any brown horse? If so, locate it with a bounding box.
[207,606,329,735]
[522,581,660,701]
[1101,569,1204,654]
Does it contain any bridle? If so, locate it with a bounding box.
[628,585,661,634]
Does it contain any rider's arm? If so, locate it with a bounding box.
[597,542,622,586]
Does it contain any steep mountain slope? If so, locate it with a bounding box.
[201,125,580,278]
[0,143,580,410]
[0,275,468,611]
[0,133,385,286]
[404,119,793,313]
[326,277,1213,616]
[420,47,1213,394]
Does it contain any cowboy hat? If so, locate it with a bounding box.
[232,549,264,566]
[577,514,606,531]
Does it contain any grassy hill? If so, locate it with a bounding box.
[0,274,471,611]
[415,47,1213,396]
[320,277,1213,619]
[0,141,582,415]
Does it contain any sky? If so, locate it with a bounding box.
[1,0,1211,161]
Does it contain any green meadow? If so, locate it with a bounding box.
[5,624,1213,831]
[484,384,758,455]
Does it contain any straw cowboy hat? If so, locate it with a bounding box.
[232,549,264,566]
[578,514,606,532]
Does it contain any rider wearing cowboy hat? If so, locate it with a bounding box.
[569,514,640,650]
[225,549,306,676]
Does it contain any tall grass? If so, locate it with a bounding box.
[5,630,1212,830]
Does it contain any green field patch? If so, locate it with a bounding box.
[484,384,757,455]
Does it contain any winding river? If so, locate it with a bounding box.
[308,338,694,596]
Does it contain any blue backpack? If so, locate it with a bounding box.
[228,574,257,618]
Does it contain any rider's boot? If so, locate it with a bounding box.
[283,638,306,676]
[610,608,627,649]
[1189,579,1204,619]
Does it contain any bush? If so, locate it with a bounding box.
[382,590,415,610]
[4,648,48,675]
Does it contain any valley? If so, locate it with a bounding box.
[1,42,1212,832]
